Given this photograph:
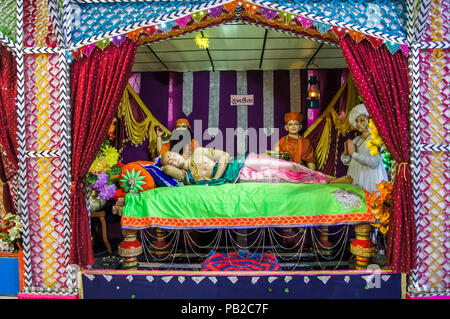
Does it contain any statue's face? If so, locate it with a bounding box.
[175,122,189,130]
[285,120,301,135]
[161,151,185,168]
[355,114,369,132]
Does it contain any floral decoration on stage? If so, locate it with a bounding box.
[87,141,122,201]
[0,213,23,252]
[368,180,393,235]
[366,119,394,174]
[194,34,209,49]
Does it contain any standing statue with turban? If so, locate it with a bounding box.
[273,112,316,171]
[155,118,200,160]
[341,104,388,192]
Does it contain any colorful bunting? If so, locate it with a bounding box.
[385,41,400,54]
[71,48,83,60]
[83,42,96,56]
[313,21,331,34]
[96,37,111,50]
[259,7,278,20]
[175,16,191,29]
[348,29,365,43]
[144,26,157,37]
[244,2,258,15]
[298,16,314,29]
[111,34,126,46]
[366,35,383,48]
[208,6,223,19]
[331,25,347,39]
[127,28,142,41]
[278,11,294,24]
[191,10,207,22]
[223,1,238,13]
[159,21,175,33]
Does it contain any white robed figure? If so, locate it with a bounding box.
[341,103,388,192]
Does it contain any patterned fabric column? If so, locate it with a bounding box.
[289,69,301,113]
[414,0,450,292]
[263,70,274,135]
[208,71,220,137]
[183,71,193,117]
[236,71,248,155]
[168,72,175,129]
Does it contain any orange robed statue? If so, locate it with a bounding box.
[273,112,316,171]
[155,118,200,159]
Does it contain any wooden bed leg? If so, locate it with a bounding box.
[118,229,142,270]
[350,224,375,269]
[315,226,334,256]
[149,228,172,255]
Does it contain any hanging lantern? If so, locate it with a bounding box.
[306,75,320,127]
[194,34,209,49]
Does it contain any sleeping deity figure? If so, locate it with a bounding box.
[160,147,350,186]
[340,103,388,192]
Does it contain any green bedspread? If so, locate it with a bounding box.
[121,183,373,229]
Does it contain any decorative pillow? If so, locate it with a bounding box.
[119,161,156,193]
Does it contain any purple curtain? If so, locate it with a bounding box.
[340,34,416,274]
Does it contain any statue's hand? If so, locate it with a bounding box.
[347,140,355,155]
[155,125,164,137]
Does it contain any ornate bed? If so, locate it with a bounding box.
[114,178,376,270]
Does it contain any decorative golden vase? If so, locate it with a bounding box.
[350,223,376,269]
[118,229,142,270]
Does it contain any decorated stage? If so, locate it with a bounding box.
[80,269,404,299]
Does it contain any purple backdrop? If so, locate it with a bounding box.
[121,69,349,176]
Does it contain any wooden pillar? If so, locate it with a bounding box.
[350,223,375,269]
[118,229,142,270]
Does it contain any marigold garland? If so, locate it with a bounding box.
[369,180,393,235]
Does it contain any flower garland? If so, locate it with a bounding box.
[0,213,23,251]
[368,180,393,235]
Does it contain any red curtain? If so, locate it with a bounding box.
[70,39,137,267]
[340,34,416,273]
[0,44,18,214]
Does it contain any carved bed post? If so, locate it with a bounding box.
[350,223,375,269]
[118,229,142,270]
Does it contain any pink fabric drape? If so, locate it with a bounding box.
[340,34,416,273]
[70,39,137,267]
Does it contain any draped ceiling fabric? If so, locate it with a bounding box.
[340,34,415,274]
[0,44,18,215]
[70,38,137,267]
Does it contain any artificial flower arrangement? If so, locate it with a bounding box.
[368,180,393,235]
[87,141,122,202]
[366,119,394,175]
[0,213,23,252]
[366,119,383,156]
